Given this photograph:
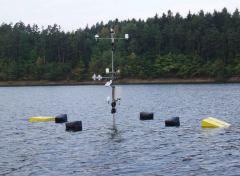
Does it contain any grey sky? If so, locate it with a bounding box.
[0,0,239,31]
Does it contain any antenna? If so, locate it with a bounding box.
[93,28,129,120]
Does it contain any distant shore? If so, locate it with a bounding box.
[1,77,240,87]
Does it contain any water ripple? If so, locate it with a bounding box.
[0,84,240,175]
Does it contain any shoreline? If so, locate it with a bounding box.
[1,77,240,87]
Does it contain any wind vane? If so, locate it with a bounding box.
[92,28,129,121]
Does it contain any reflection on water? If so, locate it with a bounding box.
[110,126,118,139]
[0,84,240,175]
[108,115,123,143]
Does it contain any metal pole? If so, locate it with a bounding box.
[111,29,115,81]
[111,49,114,80]
[112,113,116,130]
[112,86,115,101]
[110,28,116,118]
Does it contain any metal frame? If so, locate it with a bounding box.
[93,28,129,120]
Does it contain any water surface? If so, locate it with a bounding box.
[0,84,240,176]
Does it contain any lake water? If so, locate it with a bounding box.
[0,84,240,176]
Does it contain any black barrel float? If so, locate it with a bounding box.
[55,114,68,123]
[65,121,82,132]
[165,117,180,127]
[111,108,116,114]
[140,112,154,120]
[111,102,116,114]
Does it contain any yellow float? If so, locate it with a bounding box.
[201,117,230,128]
[28,116,55,122]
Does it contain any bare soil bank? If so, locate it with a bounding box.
[1,77,240,87]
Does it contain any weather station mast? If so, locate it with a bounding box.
[92,28,129,124]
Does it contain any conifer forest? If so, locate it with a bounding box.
[0,8,240,81]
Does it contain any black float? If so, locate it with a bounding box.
[55,114,68,123]
[165,117,180,127]
[65,121,82,132]
[140,112,154,120]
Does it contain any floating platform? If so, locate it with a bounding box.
[28,116,55,122]
[201,117,230,128]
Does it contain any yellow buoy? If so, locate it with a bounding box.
[201,117,230,128]
[28,116,55,122]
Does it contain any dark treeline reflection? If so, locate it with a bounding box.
[0,8,240,81]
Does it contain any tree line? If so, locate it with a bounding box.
[0,8,240,81]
